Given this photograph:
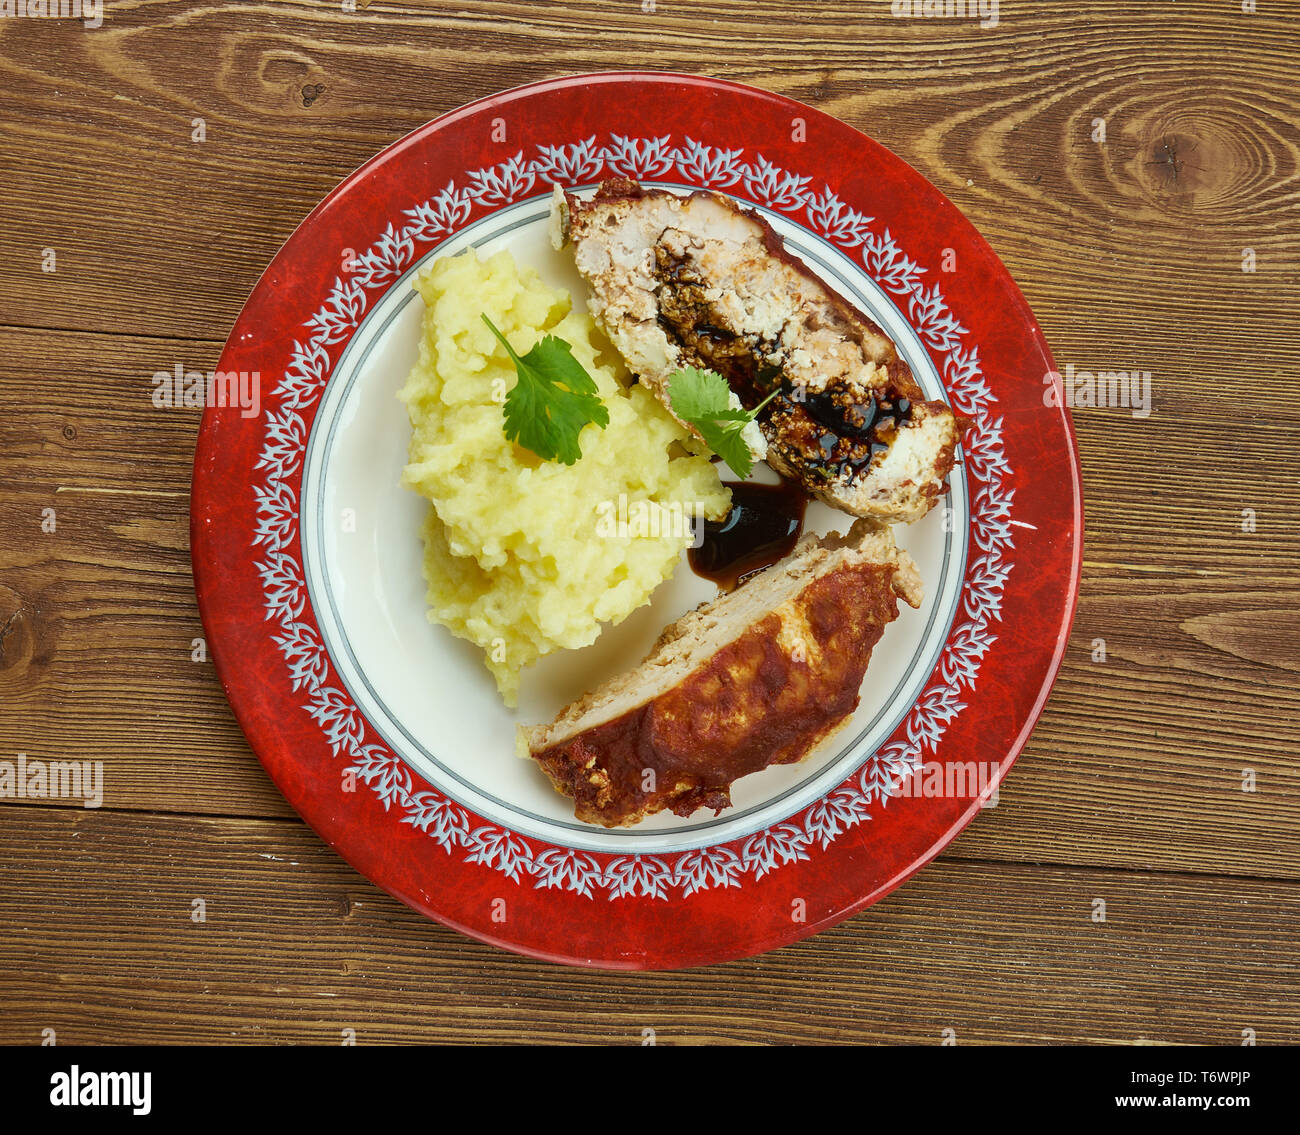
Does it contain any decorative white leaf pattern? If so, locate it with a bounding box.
[743,153,813,211]
[805,788,873,849]
[862,229,927,296]
[603,855,674,900]
[251,477,298,551]
[463,826,534,882]
[306,686,365,759]
[255,408,308,481]
[532,847,604,899]
[673,137,746,187]
[271,620,328,693]
[345,744,412,810]
[305,282,367,348]
[603,134,676,180]
[534,136,605,184]
[251,134,1015,898]
[466,152,536,206]
[742,824,812,878]
[255,550,306,623]
[805,187,876,247]
[672,846,744,896]
[350,222,414,289]
[404,181,472,241]
[401,791,471,851]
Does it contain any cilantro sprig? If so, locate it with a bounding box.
[667,365,779,479]
[481,314,609,465]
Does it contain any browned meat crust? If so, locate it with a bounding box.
[523,519,921,827]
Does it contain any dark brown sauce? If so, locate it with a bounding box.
[822,388,909,430]
[793,387,913,483]
[689,479,809,592]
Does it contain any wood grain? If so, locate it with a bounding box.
[0,805,1294,1045]
[2,3,1297,344]
[3,327,1296,879]
[0,0,1297,1042]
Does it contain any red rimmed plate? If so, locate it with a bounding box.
[191,72,1081,970]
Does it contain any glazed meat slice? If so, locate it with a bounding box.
[552,179,962,523]
[520,519,923,827]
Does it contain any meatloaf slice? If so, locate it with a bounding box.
[520,518,923,827]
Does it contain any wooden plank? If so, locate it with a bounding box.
[0,805,1293,1045]
[0,0,1297,1043]
[2,326,1297,874]
[0,1,1295,360]
[0,326,289,818]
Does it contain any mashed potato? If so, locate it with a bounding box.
[398,247,730,705]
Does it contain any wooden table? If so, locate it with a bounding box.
[2,1,1296,1045]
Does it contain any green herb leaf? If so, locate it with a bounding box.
[666,365,777,480]
[482,313,609,465]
